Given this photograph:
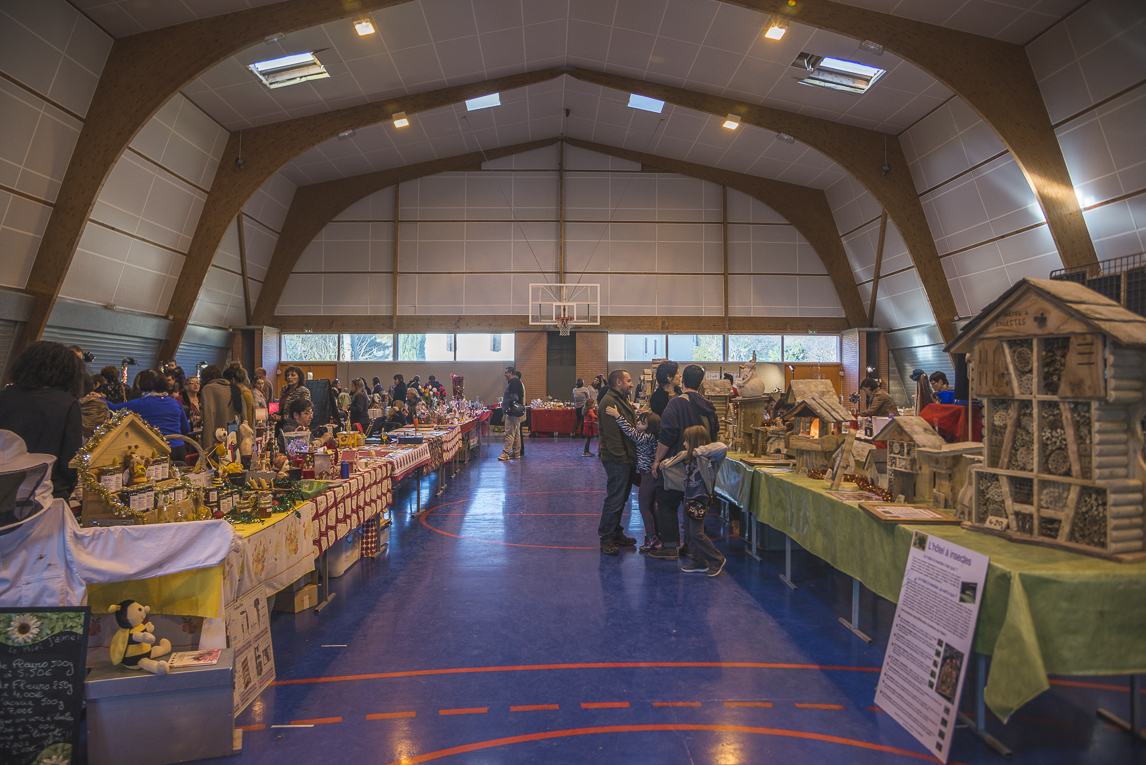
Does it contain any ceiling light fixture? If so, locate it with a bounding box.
[392,111,409,128]
[628,93,665,113]
[764,18,787,40]
[355,18,375,36]
[465,93,500,110]
[264,32,286,44]
[859,40,884,56]
[776,133,795,144]
[337,129,356,140]
[249,52,330,89]
[722,114,740,130]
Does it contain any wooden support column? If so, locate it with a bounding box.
[237,215,251,325]
[721,0,1096,273]
[17,0,412,356]
[868,211,889,326]
[567,69,955,341]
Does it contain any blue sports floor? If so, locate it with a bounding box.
[206,438,1141,764]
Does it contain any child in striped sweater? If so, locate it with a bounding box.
[606,405,661,551]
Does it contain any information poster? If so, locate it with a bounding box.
[224,586,274,717]
[875,531,989,762]
[0,608,90,765]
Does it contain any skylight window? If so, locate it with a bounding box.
[465,93,500,111]
[628,94,665,113]
[249,52,329,89]
[791,53,885,94]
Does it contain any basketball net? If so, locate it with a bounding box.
[557,316,573,336]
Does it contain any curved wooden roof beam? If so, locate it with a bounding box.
[157,68,563,358]
[724,0,1096,271]
[567,66,958,341]
[250,138,561,326]
[17,0,415,356]
[252,136,866,327]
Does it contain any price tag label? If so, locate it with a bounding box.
[100,472,122,492]
[220,494,234,514]
[985,516,1009,531]
[129,490,154,513]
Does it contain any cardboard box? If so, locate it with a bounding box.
[274,583,318,613]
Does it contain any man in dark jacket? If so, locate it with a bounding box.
[597,369,638,554]
[499,366,526,461]
[649,363,718,560]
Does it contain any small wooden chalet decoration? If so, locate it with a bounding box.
[948,278,1146,560]
[702,378,733,444]
[781,379,837,406]
[70,411,175,527]
[916,442,983,512]
[871,416,946,503]
[783,396,854,473]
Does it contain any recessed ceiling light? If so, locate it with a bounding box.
[859,40,884,56]
[628,93,664,113]
[764,18,787,40]
[465,93,500,111]
[792,52,885,94]
[392,111,409,128]
[337,129,356,140]
[722,114,740,130]
[249,52,329,89]
[264,32,286,44]
[776,133,795,144]
[355,19,375,36]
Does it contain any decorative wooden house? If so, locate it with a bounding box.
[783,396,854,473]
[702,378,734,444]
[871,416,947,503]
[781,379,838,407]
[70,411,176,527]
[916,442,983,512]
[948,278,1146,560]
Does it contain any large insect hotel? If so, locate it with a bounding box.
[948,278,1146,560]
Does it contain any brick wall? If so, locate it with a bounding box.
[576,331,608,386]
[514,331,547,403]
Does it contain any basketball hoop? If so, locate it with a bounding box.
[557,316,573,336]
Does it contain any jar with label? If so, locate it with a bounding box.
[124,485,155,521]
[98,467,123,494]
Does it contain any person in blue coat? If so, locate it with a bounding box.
[107,369,190,462]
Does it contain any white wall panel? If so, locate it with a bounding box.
[60,222,183,315]
[242,171,296,233]
[129,93,228,190]
[0,189,53,289]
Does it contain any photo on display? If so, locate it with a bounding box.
[935,644,965,703]
[959,581,979,604]
[913,532,929,551]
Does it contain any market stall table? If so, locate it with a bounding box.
[528,407,578,436]
[737,461,1146,723]
[918,401,983,442]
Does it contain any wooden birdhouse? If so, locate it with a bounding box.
[947,278,1146,560]
[782,396,855,473]
[871,416,947,503]
[702,378,733,444]
[916,442,983,513]
[70,411,174,527]
[781,379,838,406]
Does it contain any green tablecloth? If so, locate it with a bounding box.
[741,462,1146,722]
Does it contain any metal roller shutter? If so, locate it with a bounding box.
[174,343,231,378]
[40,326,163,383]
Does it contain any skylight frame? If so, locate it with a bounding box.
[628,94,665,113]
[792,52,885,95]
[465,93,501,111]
[249,51,330,90]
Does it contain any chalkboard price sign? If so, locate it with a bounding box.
[0,608,90,765]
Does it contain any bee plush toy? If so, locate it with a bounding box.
[108,600,172,675]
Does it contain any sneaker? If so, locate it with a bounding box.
[639,536,653,552]
[649,534,662,550]
[681,560,708,573]
[498,454,510,461]
[707,558,727,578]
[582,452,594,457]
[600,539,619,555]
[614,533,637,547]
[648,547,679,560]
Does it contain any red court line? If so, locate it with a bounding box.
[367,712,417,720]
[291,717,341,725]
[439,707,488,716]
[272,661,882,686]
[795,703,845,710]
[725,702,773,708]
[1050,678,1143,693]
[653,701,701,707]
[582,701,630,709]
[237,724,266,731]
[511,704,560,712]
[421,492,608,549]
[868,706,885,713]
[380,724,961,765]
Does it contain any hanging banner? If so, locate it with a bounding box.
[875,531,989,762]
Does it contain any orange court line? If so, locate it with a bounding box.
[582,701,630,709]
[725,702,773,708]
[237,724,266,731]
[653,702,702,707]
[272,661,881,686]
[511,704,560,711]
[1050,678,1144,693]
[291,717,341,725]
[795,703,845,710]
[439,707,488,716]
[869,706,885,713]
[367,712,417,720]
[379,723,965,765]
